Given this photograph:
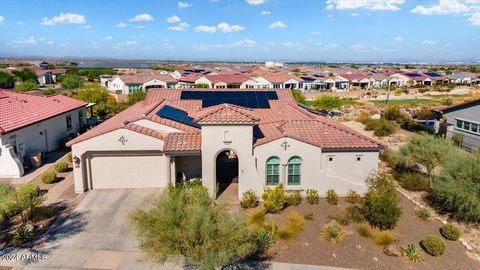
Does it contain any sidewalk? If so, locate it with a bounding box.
[43,173,74,205]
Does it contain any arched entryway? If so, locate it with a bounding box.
[215,149,238,198]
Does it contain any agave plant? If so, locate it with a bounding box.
[321,222,345,244]
[256,228,275,250]
[401,243,423,262]
[414,207,432,221]
[13,224,34,245]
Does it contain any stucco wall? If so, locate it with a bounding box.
[71,128,167,192]
[444,105,480,149]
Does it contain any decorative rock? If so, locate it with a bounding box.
[383,245,401,257]
[332,254,336,258]
[356,244,362,249]
[373,257,378,262]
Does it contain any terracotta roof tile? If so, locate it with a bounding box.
[0,90,87,135]
[194,104,258,123]
[164,132,201,152]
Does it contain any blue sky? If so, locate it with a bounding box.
[0,0,479,62]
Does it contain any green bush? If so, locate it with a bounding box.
[41,170,57,184]
[414,207,432,221]
[13,224,34,245]
[421,235,446,256]
[328,212,350,225]
[326,189,338,205]
[401,243,423,262]
[130,184,257,270]
[54,161,69,173]
[276,212,304,242]
[346,205,365,223]
[321,222,345,244]
[247,210,266,229]
[400,118,434,134]
[61,75,84,89]
[383,105,402,121]
[363,118,396,137]
[0,182,16,220]
[440,224,462,241]
[67,152,73,163]
[15,183,45,222]
[346,190,361,204]
[240,190,259,209]
[362,175,402,230]
[303,212,314,220]
[356,223,373,238]
[262,184,286,214]
[372,230,397,246]
[14,79,38,92]
[306,189,319,205]
[285,191,302,206]
[256,228,275,251]
[397,172,430,192]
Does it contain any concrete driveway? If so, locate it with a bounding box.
[25,188,180,270]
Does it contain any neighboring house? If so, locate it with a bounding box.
[99,75,114,88]
[33,68,54,86]
[178,74,201,88]
[389,73,410,87]
[423,72,450,84]
[447,72,477,84]
[203,74,258,89]
[341,73,373,90]
[50,69,67,83]
[0,90,87,178]
[67,88,384,199]
[433,98,480,151]
[300,77,329,92]
[107,73,177,94]
[256,73,303,89]
[402,72,433,86]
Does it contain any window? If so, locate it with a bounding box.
[456,119,480,134]
[78,111,84,126]
[456,119,463,128]
[287,156,302,185]
[66,115,72,130]
[266,156,280,186]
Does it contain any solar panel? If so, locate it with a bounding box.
[425,72,441,77]
[157,105,200,128]
[180,91,278,108]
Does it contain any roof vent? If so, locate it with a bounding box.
[53,99,60,103]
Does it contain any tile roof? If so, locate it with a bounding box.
[204,74,252,84]
[251,71,302,83]
[0,90,87,135]
[163,132,201,152]
[68,88,384,152]
[117,73,177,84]
[194,103,259,124]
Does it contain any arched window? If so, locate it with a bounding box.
[287,156,302,185]
[266,156,280,186]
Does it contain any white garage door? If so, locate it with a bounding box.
[89,154,164,189]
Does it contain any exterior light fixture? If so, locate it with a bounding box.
[73,156,80,167]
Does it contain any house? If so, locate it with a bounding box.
[341,73,373,90]
[67,88,384,199]
[389,73,410,87]
[108,73,178,94]
[423,72,450,84]
[433,98,480,151]
[33,68,54,86]
[255,72,303,89]
[0,90,87,178]
[447,72,477,84]
[300,77,329,92]
[203,74,258,89]
[402,72,433,86]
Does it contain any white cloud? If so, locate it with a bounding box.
[134,25,145,29]
[246,0,266,5]
[129,14,154,22]
[350,44,380,52]
[82,25,92,29]
[232,39,256,47]
[16,21,25,25]
[195,25,217,33]
[0,16,4,23]
[104,36,112,40]
[116,22,127,28]
[167,15,181,23]
[268,20,286,29]
[310,31,323,35]
[326,0,405,11]
[38,37,46,41]
[315,43,339,50]
[283,42,304,49]
[113,39,138,49]
[351,12,359,16]
[261,10,271,15]
[42,13,86,26]
[328,14,334,18]
[168,22,189,31]
[60,42,71,47]
[411,0,469,15]
[12,36,37,44]
[217,22,245,32]
[394,36,403,42]
[193,38,256,51]
[421,40,438,45]
[178,2,191,8]
[469,11,480,25]
[47,41,54,45]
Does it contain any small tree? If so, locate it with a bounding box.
[14,183,45,222]
[362,174,402,230]
[15,79,38,92]
[61,75,84,89]
[130,185,257,270]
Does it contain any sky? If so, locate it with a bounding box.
[0,0,479,62]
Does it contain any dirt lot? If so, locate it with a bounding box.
[245,194,479,270]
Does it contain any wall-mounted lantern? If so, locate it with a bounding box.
[73,156,81,168]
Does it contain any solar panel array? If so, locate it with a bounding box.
[405,73,421,77]
[156,105,200,128]
[180,91,278,108]
[424,72,441,77]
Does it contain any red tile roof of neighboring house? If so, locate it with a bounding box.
[251,71,302,83]
[401,72,430,81]
[31,67,51,76]
[67,88,384,151]
[178,73,201,83]
[0,90,87,135]
[164,132,201,152]
[51,69,67,75]
[204,74,252,84]
[340,73,370,81]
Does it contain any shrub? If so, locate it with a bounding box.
[321,222,345,244]
[285,191,302,206]
[346,205,365,223]
[414,207,432,221]
[383,105,402,121]
[306,189,319,205]
[41,170,57,184]
[15,79,38,92]
[67,152,73,162]
[286,212,305,234]
[304,212,314,220]
[357,223,373,238]
[256,228,275,251]
[326,189,338,205]
[54,161,69,173]
[61,75,84,89]
[400,118,434,134]
[15,183,45,222]
[440,224,462,241]
[276,227,295,242]
[397,172,430,192]
[328,212,350,225]
[362,175,402,230]
[262,184,286,214]
[345,190,361,204]
[363,118,396,137]
[372,231,397,246]
[130,184,257,270]
[13,224,34,245]
[248,209,266,228]
[379,149,406,170]
[401,243,423,262]
[240,190,259,209]
[421,235,446,256]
